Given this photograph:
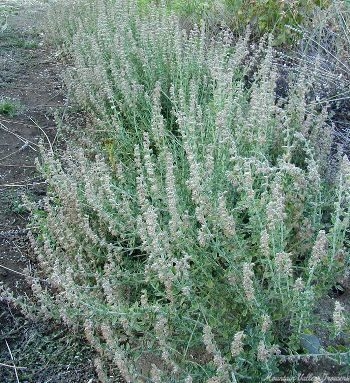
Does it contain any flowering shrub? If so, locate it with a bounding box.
[7,0,350,382]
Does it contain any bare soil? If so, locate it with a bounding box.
[0,2,97,381]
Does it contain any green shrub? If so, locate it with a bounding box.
[135,0,331,45]
[11,0,350,382]
[226,0,331,44]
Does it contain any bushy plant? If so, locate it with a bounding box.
[282,0,350,169]
[8,0,350,382]
[226,0,331,45]
[135,0,331,45]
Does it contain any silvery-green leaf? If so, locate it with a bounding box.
[300,333,322,354]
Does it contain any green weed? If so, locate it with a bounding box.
[0,99,20,117]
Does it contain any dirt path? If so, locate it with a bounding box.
[0,0,63,294]
[0,2,97,381]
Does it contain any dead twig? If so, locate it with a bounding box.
[0,264,28,278]
[0,362,27,370]
[0,142,30,162]
[0,181,46,188]
[5,340,20,383]
[0,262,47,283]
[0,164,36,168]
[0,117,54,130]
[30,118,53,153]
[0,122,38,151]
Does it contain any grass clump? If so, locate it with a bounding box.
[294,1,350,119]
[0,98,21,116]
[10,0,350,382]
